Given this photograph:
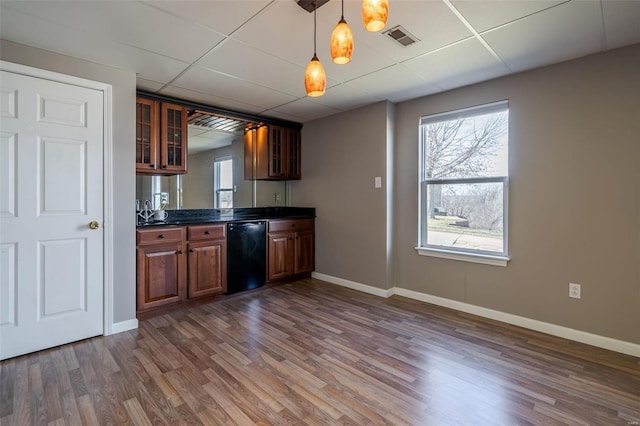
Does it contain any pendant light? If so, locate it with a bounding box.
[362,0,389,32]
[330,0,354,64]
[304,1,326,97]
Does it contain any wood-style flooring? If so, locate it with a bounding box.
[2,278,639,425]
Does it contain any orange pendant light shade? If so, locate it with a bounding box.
[305,54,326,97]
[362,0,389,32]
[330,18,354,64]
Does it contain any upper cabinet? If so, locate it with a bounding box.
[136,97,187,175]
[245,125,301,180]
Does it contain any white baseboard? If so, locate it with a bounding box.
[311,272,394,298]
[108,318,139,335]
[311,273,640,358]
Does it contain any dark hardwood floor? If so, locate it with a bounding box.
[2,278,639,425]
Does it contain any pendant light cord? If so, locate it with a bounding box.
[341,0,344,20]
[313,1,317,55]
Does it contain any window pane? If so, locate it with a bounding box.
[424,110,508,179]
[219,159,233,188]
[217,190,233,209]
[426,182,504,254]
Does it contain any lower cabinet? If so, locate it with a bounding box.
[136,219,314,314]
[136,227,186,311]
[187,225,227,298]
[267,218,315,282]
[136,224,227,314]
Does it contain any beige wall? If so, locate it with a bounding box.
[290,101,394,289]
[292,45,640,344]
[1,40,137,323]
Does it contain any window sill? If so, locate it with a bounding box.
[414,246,509,267]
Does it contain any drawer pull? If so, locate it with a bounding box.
[189,249,195,252]
[204,230,211,235]
[158,234,165,239]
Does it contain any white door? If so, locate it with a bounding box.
[0,69,104,360]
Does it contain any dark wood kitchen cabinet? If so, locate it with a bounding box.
[267,218,314,282]
[136,227,186,311]
[187,224,227,298]
[245,125,301,180]
[136,97,188,175]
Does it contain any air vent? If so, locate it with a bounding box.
[383,25,419,47]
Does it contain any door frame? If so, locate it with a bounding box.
[0,60,115,335]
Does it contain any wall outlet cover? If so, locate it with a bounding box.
[569,283,581,299]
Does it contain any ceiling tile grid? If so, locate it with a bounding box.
[1,0,638,123]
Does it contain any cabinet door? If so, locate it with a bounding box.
[137,243,185,311]
[268,126,286,178]
[188,240,227,298]
[287,128,301,180]
[294,230,314,274]
[160,102,188,174]
[135,98,158,173]
[268,232,293,281]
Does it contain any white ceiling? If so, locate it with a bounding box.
[1,0,639,124]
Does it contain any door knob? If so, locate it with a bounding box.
[89,221,100,230]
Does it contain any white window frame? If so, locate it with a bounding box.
[214,156,233,209]
[416,101,510,267]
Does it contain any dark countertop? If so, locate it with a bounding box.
[136,206,315,228]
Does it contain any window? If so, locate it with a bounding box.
[214,156,233,208]
[418,101,509,266]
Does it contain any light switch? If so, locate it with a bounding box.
[374,176,382,188]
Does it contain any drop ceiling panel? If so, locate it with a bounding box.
[159,86,265,115]
[231,1,325,66]
[268,98,343,122]
[171,66,298,110]
[348,0,473,63]
[320,42,396,84]
[602,0,640,49]
[136,78,166,92]
[403,38,511,90]
[451,0,566,32]
[482,0,605,72]
[0,5,189,83]
[198,39,307,98]
[143,0,270,36]
[346,64,441,103]
[2,1,225,63]
[307,84,382,112]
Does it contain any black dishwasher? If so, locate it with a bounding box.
[226,221,266,294]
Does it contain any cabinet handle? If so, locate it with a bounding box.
[149,164,155,168]
[288,237,292,241]
[177,250,183,254]
[189,249,195,253]
[162,165,168,169]
[204,230,211,235]
[158,234,165,239]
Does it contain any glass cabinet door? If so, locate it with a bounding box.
[268,126,286,178]
[160,102,187,174]
[287,129,301,180]
[135,98,158,172]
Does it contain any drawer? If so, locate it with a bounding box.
[268,218,314,233]
[188,224,226,241]
[136,227,183,246]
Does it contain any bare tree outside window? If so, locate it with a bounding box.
[419,102,509,258]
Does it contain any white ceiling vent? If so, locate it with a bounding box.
[383,25,419,47]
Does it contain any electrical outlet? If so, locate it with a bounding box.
[275,192,282,203]
[569,283,581,299]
